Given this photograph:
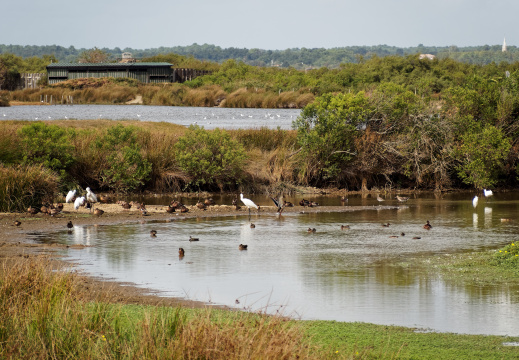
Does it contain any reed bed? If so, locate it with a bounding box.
[0,257,324,359]
[0,164,58,212]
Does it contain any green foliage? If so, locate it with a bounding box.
[455,122,511,189]
[293,92,373,184]
[19,122,76,179]
[94,124,152,192]
[491,242,519,270]
[0,92,8,106]
[174,125,247,190]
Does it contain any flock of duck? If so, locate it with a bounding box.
[13,190,497,250]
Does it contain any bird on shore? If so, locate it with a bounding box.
[27,206,39,215]
[377,195,385,202]
[166,204,175,213]
[14,220,21,226]
[65,189,76,203]
[239,244,248,250]
[240,193,259,216]
[270,194,285,214]
[204,198,215,206]
[472,195,479,208]
[94,208,104,216]
[423,220,432,230]
[196,201,207,210]
[189,236,199,242]
[86,187,97,212]
[74,196,85,210]
[283,200,294,207]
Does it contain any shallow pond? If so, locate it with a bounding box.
[1,105,300,130]
[38,192,519,336]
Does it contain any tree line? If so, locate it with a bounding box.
[1,43,518,69]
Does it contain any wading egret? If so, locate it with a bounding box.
[483,189,493,198]
[240,193,258,215]
[74,196,85,210]
[472,195,479,208]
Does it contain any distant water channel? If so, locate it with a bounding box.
[1,105,301,129]
[35,192,519,336]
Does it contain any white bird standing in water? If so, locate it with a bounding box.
[472,195,479,208]
[483,189,493,198]
[65,189,76,203]
[240,193,259,216]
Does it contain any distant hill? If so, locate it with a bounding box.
[1,43,519,68]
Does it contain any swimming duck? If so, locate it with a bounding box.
[381,223,391,227]
[239,244,248,250]
[250,223,256,228]
[423,220,432,230]
[307,228,316,233]
[150,230,157,237]
[341,225,350,230]
[189,236,199,242]
[178,248,185,256]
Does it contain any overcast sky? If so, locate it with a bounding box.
[3,0,515,50]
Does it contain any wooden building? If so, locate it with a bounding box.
[46,62,174,84]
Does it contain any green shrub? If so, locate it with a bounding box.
[0,164,58,212]
[94,124,152,192]
[174,125,247,190]
[19,122,76,179]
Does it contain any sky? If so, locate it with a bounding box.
[2,0,516,50]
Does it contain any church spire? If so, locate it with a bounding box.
[502,37,507,52]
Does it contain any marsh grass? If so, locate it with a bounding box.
[0,164,58,212]
[0,258,324,359]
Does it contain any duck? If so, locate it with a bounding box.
[412,236,421,240]
[166,204,175,213]
[340,225,350,230]
[250,223,256,228]
[299,199,310,207]
[178,248,185,256]
[204,198,215,206]
[99,194,111,203]
[400,232,405,236]
[170,199,183,209]
[180,205,189,213]
[396,196,409,202]
[423,220,432,230]
[189,236,199,242]
[14,220,21,226]
[119,201,132,210]
[150,230,157,237]
[27,206,39,215]
[239,244,248,250]
[307,228,316,233]
[381,223,391,227]
[67,221,73,230]
[283,200,294,207]
[340,196,348,202]
[389,235,399,238]
[196,201,207,210]
[94,208,104,216]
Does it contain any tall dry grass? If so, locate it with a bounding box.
[0,164,58,212]
[0,257,324,359]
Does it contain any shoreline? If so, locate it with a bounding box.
[0,201,400,310]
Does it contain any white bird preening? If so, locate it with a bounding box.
[472,195,479,208]
[240,193,259,217]
[65,189,77,203]
[74,196,85,210]
[483,189,493,198]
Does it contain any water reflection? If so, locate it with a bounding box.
[49,192,519,336]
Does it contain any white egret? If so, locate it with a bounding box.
[74,196,85,210]
[65,189,76,203]
[472,195,479,208]
[240,193,259,216]
[483,189,493,198]
[86,187,97,203]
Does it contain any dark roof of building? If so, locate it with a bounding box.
[47,62,173,68]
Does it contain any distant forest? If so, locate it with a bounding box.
[1,43,518,68]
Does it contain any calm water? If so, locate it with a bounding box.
[36,192,519,336]
[1,105,300,129]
